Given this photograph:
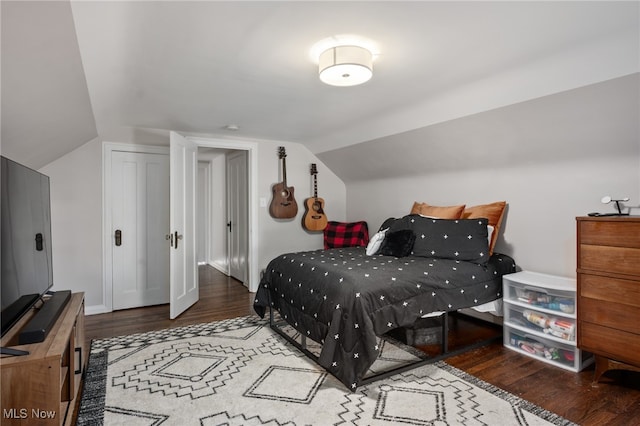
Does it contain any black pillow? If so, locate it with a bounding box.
[379,229,416,257]
[378,217,397,232]
[411,217,489,264]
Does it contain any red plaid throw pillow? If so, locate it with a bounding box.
[324,221,369,249]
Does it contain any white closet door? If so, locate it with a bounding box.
[111,151,169,310]
[227,151,248,286]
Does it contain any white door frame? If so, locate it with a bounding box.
[101,142,170,314]
[188,137,259,293]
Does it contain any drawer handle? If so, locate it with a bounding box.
[75,347,82,375]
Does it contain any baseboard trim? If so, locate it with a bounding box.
[208,261,229,276]
[85,304,111,316]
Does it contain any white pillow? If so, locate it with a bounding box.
[487,225,494,247]
[366,228,389,256]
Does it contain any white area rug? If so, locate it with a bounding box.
[78,315,575,425]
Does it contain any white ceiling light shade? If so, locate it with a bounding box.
[318,45,373,87]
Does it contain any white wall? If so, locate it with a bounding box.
[196,151,228,272]
[348,155,638,278]
[256,140,347,266]
[40,135,346,313]
[339,75,640,279]
[207,153,229,272]
[197,161,208,264]
[40,137,103,307]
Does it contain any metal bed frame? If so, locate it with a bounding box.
[268,307,501,389]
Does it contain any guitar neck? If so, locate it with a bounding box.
[282,156,288,187]
[313,174,318,199]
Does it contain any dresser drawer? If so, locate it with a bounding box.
[579,322,640,367]
[579,220,640,248]
[579,273,640,307]
[578,244,640,276]
[578,296,640,335]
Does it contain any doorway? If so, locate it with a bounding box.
[196,147,248,286]
[102,138,259,316]
[186,136,258,293]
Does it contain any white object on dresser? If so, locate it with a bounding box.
[502,271,593,372]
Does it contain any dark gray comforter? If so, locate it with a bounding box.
[254,247,516,389]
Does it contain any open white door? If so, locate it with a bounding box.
[169,132,199,319]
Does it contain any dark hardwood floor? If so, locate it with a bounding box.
[84,265,640,426]
[84,265,255,342]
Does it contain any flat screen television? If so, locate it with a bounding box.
[1,156,54,337]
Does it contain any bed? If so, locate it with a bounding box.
[254,214,516,390]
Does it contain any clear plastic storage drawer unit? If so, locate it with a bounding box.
[503,271,593,372]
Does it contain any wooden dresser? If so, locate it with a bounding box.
[576,216,640,381]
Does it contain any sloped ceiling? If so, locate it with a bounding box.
[1,1,97,169]
[1,1,638,170]
[318,73,640,182]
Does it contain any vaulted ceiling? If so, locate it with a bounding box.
[2,1,638,169]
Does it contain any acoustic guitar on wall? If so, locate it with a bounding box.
[269,146,298,219]
[302,163,328,232]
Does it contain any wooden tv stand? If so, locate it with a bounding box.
[1,292,86,426]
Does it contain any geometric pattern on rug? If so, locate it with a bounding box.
[374,384,447,424]
[111,340,254,399]
[243,365,327,403]
[78,315,576,426]
[104,406,169,426]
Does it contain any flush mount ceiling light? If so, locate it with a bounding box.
[318,45,373,87]
[311,35,378,87]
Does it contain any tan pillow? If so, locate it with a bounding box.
[410,202,466,219]
[461,201,507,254]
